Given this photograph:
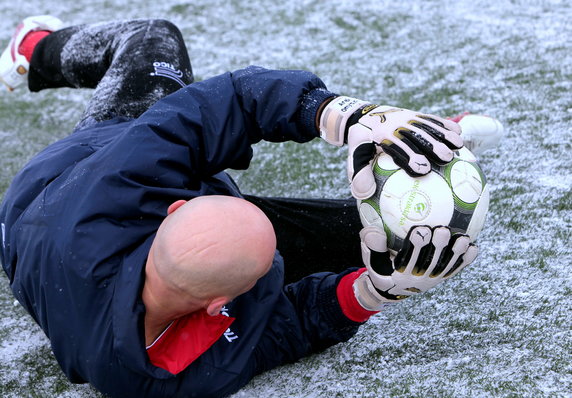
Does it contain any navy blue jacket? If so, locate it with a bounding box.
[0,67,360,397]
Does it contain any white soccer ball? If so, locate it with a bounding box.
[357,147,490,254]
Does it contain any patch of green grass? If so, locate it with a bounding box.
[554,190,572,211]
[170,3,193,14]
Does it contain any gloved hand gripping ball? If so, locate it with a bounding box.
[353,225,478,311]
[319,97,464,199]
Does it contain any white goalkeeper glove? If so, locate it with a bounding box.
[319,97,463,199]
[353,225,478,311]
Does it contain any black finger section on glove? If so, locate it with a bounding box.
[352,142,376,179]
[443,242,474,278]
[410,121,445,141]
[393,228,417,272]
[430,234,463,277]
[370,249,394,276]
[417,115,445,128]
[373,286,408,301]
[398,127,446,165]
[417,116,462,150]
[412,242,435,276]
[380,141,425,177]
[394,225,433,273]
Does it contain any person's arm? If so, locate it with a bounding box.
[121,65,334,179]
[249,269,367,376]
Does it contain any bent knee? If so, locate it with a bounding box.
[147,19,183,39]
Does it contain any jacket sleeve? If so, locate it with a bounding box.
[251,269,363,376]
[123,65,335,179]
[73,66,337,210]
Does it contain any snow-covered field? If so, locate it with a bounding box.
[1,0,570,397]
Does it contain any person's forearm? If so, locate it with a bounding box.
[230,66,336,143]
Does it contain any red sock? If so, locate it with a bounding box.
[448,111,469,123]
[336,268,379,323]
[18,30,51,62]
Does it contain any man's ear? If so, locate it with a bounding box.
[206,297,229,316]
[167,200,187,215]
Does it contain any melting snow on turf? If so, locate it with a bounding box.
[0,1,571,397]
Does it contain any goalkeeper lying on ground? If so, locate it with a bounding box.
[0,16,499,398]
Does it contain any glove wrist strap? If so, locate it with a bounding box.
[337,269,379,322]
[319,96,371,146]
[353,271,397,312]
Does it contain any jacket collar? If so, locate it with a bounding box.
[147,310,235,374]
[111,234,176,379]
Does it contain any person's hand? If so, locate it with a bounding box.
[353,225,478,311]
[319,97,463,199]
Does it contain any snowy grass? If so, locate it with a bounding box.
[1,0,571,397]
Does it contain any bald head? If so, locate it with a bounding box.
[152,196,276,303]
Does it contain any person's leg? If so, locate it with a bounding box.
[243,196,363,285]
[28,19,193,127]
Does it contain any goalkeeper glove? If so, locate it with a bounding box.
[353,225,478,311]
[319,97,463,199]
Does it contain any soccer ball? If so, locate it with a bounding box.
[357,147,490,254]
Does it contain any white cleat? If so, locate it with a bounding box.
[451,113,504,156]
[0,15,63,91]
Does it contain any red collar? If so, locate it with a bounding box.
[147,310,235,374]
